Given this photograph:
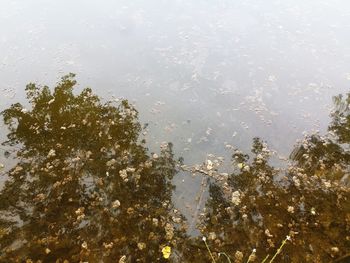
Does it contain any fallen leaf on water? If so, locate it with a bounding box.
[162,246,171,259]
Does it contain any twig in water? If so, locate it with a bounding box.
[261,255,270,263]
[219,252,232,263]
[202,236,216,263]
[269,235,290,263]
[246,249,256,263]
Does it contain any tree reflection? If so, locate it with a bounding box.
[291,93,350,183]
[0,74,186,262]
[191,95,350,262]
[1,75,350,262]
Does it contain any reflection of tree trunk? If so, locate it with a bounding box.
[189,175,206,232]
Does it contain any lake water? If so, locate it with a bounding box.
[1,0,350,153]
[1,1,350,262]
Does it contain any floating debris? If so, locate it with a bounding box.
[162,246,171,259]
[81,241,88,249]
[137,242,146,250]
[112,200,121,208]
[231,191,241,206]
[47,149,56,158]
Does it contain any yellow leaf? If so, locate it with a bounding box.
[162,246,171,259]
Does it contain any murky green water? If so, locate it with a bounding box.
[0,1,350,262]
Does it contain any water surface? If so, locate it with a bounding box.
[1,1,350,262]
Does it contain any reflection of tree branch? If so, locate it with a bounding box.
[189,175,206,232]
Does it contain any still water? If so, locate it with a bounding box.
[0,0,350,262]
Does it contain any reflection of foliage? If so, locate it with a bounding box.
[187,91,350,262]
[0,74,186,262]
[190,139,350,262]
[291,94,350,183]
[1,75,350,262]
[330,93,350,144]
